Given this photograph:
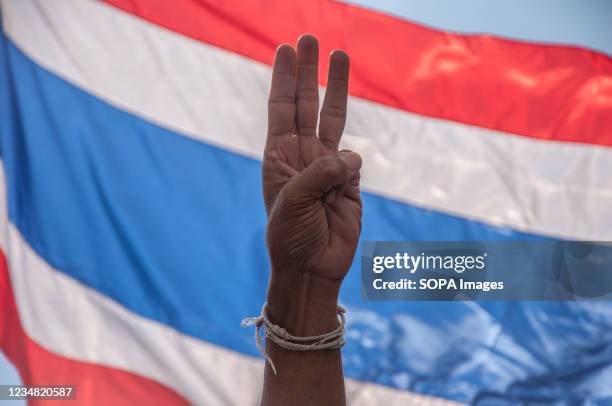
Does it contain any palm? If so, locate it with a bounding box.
[263,36,361,280]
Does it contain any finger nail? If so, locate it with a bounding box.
[338,151,362,172]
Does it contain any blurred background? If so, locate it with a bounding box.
[1,0,611,404]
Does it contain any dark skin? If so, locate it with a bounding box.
[261,34,362,406]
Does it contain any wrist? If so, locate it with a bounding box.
[266,270,341,336]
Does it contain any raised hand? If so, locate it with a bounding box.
[263,35,362,295]
[260,34,360,406]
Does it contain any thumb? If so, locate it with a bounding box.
[287,151,362,199]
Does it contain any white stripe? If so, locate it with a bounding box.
[3,0,612,240]
[0,165,459,405]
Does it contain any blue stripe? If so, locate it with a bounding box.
[2,34,612,403]
[342,0,612,57]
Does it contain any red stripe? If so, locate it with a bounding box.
[102,0,612,146]
[0,251,188,405]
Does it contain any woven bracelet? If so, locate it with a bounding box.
[241,303,346,374]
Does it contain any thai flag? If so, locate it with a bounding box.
[1,0,611,404]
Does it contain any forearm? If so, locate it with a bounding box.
[261,272,346,406]
[259,34,358,406]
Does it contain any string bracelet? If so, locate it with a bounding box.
[241,303,346,375]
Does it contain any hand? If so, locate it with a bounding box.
[259,35,358,405]
[262,35,362,334]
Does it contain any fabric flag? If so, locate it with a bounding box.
[1,0,611,404]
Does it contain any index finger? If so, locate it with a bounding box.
[267,44,297,139]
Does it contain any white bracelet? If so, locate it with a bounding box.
[241,303,346,375]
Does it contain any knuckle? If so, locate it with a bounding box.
[296,126,317,137]
[268,95,295,106]
[295,88,319,101]
[322,106,346,119]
